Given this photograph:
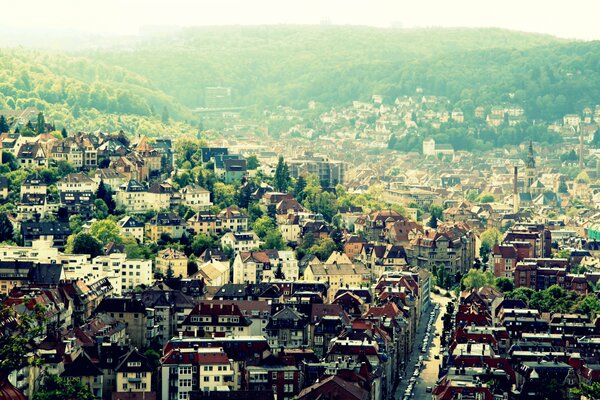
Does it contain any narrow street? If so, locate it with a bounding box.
[395,290,452,399]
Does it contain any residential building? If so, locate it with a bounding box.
[155,248,189,278]
[220,232,261,254]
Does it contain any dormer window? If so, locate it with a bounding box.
[127,361,141,367]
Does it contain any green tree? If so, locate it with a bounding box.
[555,248,571,259]
[0,115,9,133]
[495,277,514,292]
[191,233,215,256]
[93,199,109,219]
[246,155,260,170]
[428,213,438,229]
[61,127,68,138]
[478,194,495,203]
[480,227,502,263]
[0,303,46,376]
[95,180,116,212]
[253,216,275,239]
[274,156,291,192]
[66,233,104,257]
[571,382,600,399]
[0,213,14,243]
[309,238,337,261]
[33,374,94,400]
[294,175,307,200]
[36,112,45,134]
[462,268,495,289]
[89,219,122,246]
[262,229,287,250]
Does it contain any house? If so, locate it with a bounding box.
[61,352,104,399]
[303,254,370,302]
[60,191,94,218]
[94,297,156,348]
[17,193,49,221]
[155,248,188,278]
[194,259,230,287]
[187,212,221,235]
[20,172,48,199]
[217,207,249,232]
[16,142,47,167]
[115,180,149,213]
[147,181,179,211]
[298,375,369,400]
[245,363,300,400]
[279,214,301,243]
[181,302,252,336]
[57,172,97,193]
[113,348,154,397]
[160,347,235,399]
[92,169,128,192]
[232,250,298,284]
[220,232,261,254]
[265,307,308,349]
[117,216,145,243]
[146,212,186,242]
[20,221,71,249]
[181,184,212,210]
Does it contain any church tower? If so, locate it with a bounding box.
[525,141,536,190]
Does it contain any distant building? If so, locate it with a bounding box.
[205,86,232,109]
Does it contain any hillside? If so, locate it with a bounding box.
[0,49,197,136]
[84,26,598,120]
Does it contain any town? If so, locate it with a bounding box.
[0,88,599,400]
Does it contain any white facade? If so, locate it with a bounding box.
[63,253,152,296]
[220,232,261,254]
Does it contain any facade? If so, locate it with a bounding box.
[220,232,261,254]
[155,248,189,278]
[232,250,299,284]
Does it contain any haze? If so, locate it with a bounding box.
[4,0,600,40]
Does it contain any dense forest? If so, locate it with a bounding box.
[88,26,600,121]
[0,49,197,136]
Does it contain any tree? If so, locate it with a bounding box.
[428,213,438,229]
[0,213,14,243]
[294,175,307,200]
[495,277,514,292]
[558,180,568,193]
[274,156,291,192]
[93,199,109,219]
[478,194,495,203]
[191,234,215,256]
[309,238,337,261]
[555,248,571,259]
[162,106,170,124]
[61,127,68,138]
[571,382,600,399]
[0,115,9,133]
[262,229,287,250]
[253,216,275,239]
[246,155,260,170]
[95,180,116,213]
[462,268,495,289]
[36,112,45,134]
[66,233,104,257]
[480,227,502,263]
[0,303,46,376]
[33,374,94,400]
[88,219,122,246]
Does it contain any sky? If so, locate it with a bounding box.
[4,0,600,40]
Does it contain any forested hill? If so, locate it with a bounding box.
[0,49,196,136]
[86,26,600,120]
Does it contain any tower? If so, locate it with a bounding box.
[525,141,536,190]
[513,166,520,213]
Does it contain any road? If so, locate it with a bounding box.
[395,289,453,399]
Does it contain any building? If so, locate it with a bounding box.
[303,255,370,302]
[94,297,156,349]
[155,248,189,278]
[160,347,235,400]
[57,172,97,193]
[181,302,252,337]
[145,212,186,242]
[117,216,145,243]
[217,207,249,232]
[232,250,299,284]
[114,349,154,396]
[288,152,347,187]
[20,221,71,249]
[181,185,212,210]
[116,180,149,213]
[220,232,261,254]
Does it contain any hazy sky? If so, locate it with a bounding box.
[5,0,600,40]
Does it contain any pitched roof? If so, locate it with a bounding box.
[61,352,103,377]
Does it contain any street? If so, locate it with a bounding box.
[395,290,452,399]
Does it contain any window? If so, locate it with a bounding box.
[272,372,277,380]
[203,376,210,382]
[284,372,294,380]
